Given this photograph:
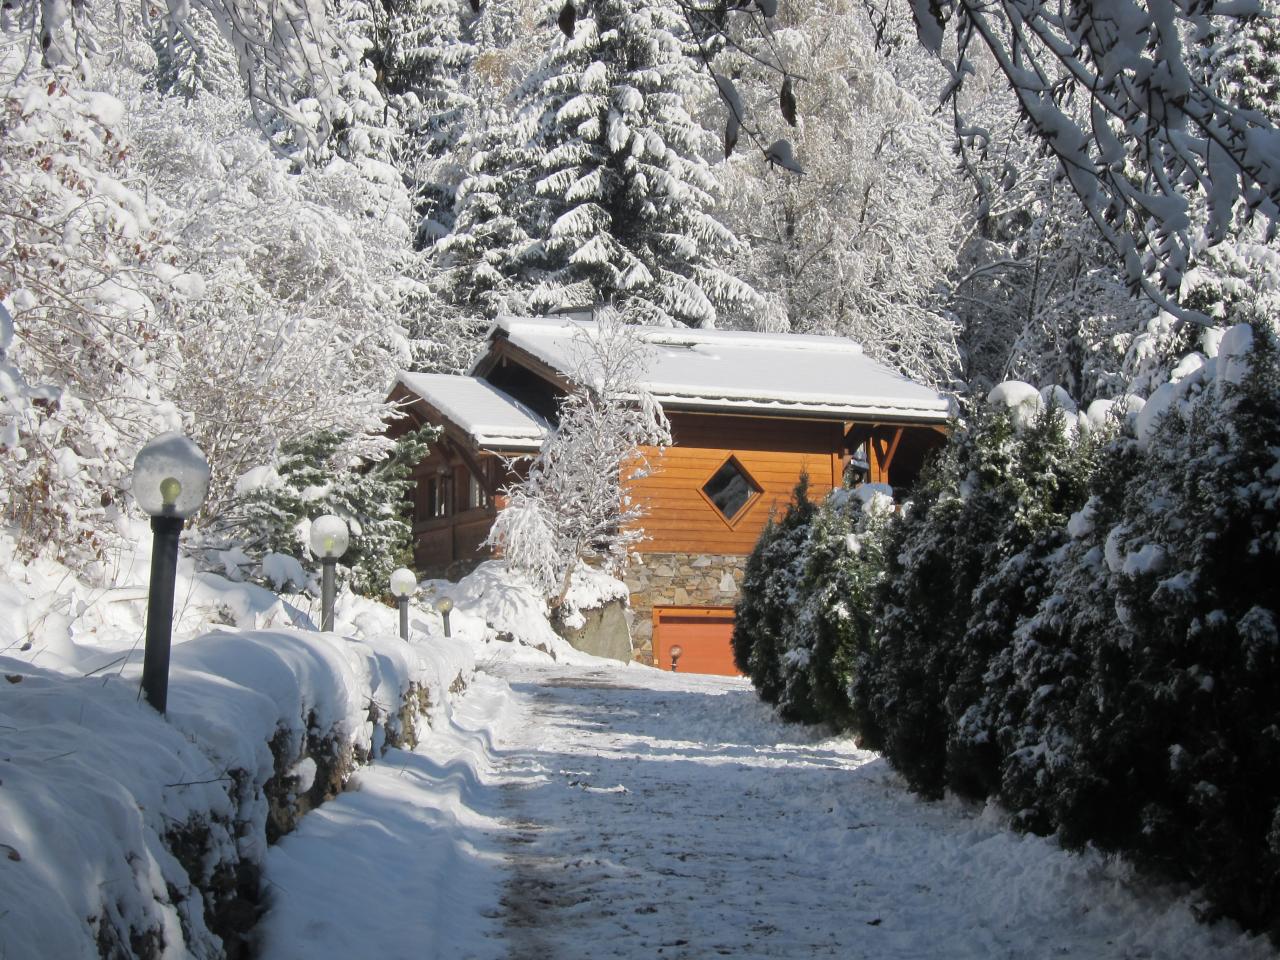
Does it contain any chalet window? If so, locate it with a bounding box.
[436,474,454,517]
[701,456,761,524]
[467,473,489,510]
[415,477,436,522]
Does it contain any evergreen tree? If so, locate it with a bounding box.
[469,0,760,326]
[944,400,1098,798]
[225,426,434,597]
[866,391,1093,798]
[732,476,815,706]
[385,0,475,241]
[788,485,894,731]
[1055,317,1280,936]
[433,99,547,317]
[150,5,242,101]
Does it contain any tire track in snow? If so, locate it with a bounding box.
[486,662,1273,960]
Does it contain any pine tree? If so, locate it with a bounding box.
[507,0,760,325]
[225,426,434,596]
[151,5,242,101]
[385,0,475,241]
[433,99,547,317]
[732,475,815,706]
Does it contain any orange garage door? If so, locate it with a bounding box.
[653,607,740,676]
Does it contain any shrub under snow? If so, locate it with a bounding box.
[738,316,1280,941]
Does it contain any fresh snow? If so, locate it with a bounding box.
[256,659,1276,959]
[396,372,550,451]
[480,316,955,421]
[1,534,1276,958]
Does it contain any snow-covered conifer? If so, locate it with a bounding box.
[732,475,815,707]
[385,0,475,241]
[867,389,1094,798]
[223,425,435,596]
[780,484,894,729]
[433,99,548,317]
[508,0,761,326]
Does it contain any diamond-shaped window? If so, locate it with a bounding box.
[701,457,761,524]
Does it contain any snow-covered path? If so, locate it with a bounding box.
[259,659,1274,959]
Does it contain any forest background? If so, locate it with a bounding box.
[7,0,1279,572]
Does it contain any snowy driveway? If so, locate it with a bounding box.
[259,659,1273,960]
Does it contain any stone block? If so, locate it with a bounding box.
[554,599,633,663]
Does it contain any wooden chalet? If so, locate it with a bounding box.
[387,315,953,674]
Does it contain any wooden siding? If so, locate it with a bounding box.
[408,440,502,577]
[628,413,842,556]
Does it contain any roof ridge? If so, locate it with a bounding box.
[495,316,865,354]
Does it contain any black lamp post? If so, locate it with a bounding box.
[390,567,417,641]
[133,433,210,715]
[309,515,349,632]
[434,596,454,638]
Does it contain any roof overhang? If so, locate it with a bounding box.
[389,373,549,455]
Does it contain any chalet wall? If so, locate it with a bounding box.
[408,444,500,578]
[629,412,843,556]
[623,551,747,664]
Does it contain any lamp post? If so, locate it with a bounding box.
[389,567,417,641]
[434,596,454,638]
[133,433,210,715]
[669,644,683,672]
[309,515,349,632]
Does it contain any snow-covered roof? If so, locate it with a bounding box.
[480,316,954,422]
[396,372,548,452]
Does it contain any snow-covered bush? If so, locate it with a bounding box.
[998,315,1280,938]
[220,426,434,597]
[864,390,1094,798]
[783,484,894,730]
[731,475,816,710]
[486,309,669,605]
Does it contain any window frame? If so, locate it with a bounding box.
[696,454,763,530]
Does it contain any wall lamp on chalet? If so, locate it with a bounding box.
[310,515,349,632]
[434,596,454,638]
[389,567,417,642]
[133,432,210,716]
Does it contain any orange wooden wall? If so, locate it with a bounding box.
[628,412,843,556]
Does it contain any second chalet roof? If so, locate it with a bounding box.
[480,316,955,422]
[395,371,548,452]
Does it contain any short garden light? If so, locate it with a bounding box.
[133,433,210,715]
[309,515,349,632]
[389,567,417,642]
[434,596,454,638]
[669,644,684,672]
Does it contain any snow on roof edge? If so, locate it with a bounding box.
[649,393,955,422]
[491,315,870,355]
[395,371,549,452]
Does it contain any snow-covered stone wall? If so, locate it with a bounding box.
[0,533,475,960]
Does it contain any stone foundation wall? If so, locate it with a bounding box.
[623,551,747,664]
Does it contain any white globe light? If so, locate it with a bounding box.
[434,596,454,615]
[309,515,350,559]
[132,433,211,519]
[389,567,417,599]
